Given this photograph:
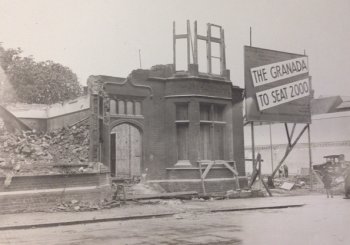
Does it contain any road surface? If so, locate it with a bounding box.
[0,195,349,245]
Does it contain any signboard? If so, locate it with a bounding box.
[256,78,310,110]
[244,46,311,123]
[251,57,308,87]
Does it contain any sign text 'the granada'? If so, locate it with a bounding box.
[256,78,310,111]
[250,57,308,87]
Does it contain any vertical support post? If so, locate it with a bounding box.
[186,20,191,67]
[194,21,198,65]
[220,28,225,75]
[138,49,142,69]
[258,153,272,197]
[173,21,176,71]
[207,23,212,74]
[258,153,261,182]
[269,123,274,174]
[249,27,252,47]
[199,162,206,195]
[308,124,313,190]
[251,122,256,172]
[128,124,132,176]
[210,104,215,160]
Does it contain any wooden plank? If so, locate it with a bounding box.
[126,191,198,200]
[194,20,198,64]
[115,124,130,176]
[249,169,259,188]
[202,161,214,179]
[232,162,240,190]
[280,182,295,190]
[186,20,191,66]
[207,23,212,74]
[290,123,296,139]
[198,162,206,195]
[285,123,292,147]
[174,34,188,39]
[245,158,264,162]
[209,37,221,43]
[217,160,238,176]
[197,34,207,41]
[130,125,141,176]
[220,28,226,74]
[261,179,273,197]
[173,21,176,70]
[271,124,308,178]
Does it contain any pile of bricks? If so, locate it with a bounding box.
[0,121,90,177]
[55,199,120,212]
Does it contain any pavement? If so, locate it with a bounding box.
[0,194,319,230]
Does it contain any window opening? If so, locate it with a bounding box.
[175,103,189,161]
[199,103,225,160]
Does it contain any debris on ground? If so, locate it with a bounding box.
[130,182,166,195]
[0,120,93,176]
[125,191,198,201]
[55,199,121,212]
[280,182,295,190]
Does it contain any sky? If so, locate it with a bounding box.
[0,0,349,97]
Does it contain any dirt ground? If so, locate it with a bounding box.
[0,194,349,245]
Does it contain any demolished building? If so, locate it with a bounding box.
[88,64,245,192]
[88,22,246,193]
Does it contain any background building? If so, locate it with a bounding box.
[244,96,350,175]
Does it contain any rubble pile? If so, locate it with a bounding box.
[273,176,308,189]
[0,122,90,176]
[55,199,121,212]
[47,124,89,165]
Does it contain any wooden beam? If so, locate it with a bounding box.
[202,161,214,179]
[194,21,198,65]
[290,123,296,139]
[198,162,206,195]
[197,35,207,41]
[207,23,212,74]
[173,21,176,71]
[261,178,272,197]
[209,36,221,43]
[218,160,239,176]
[126,191,198,201]
[186,20,191,67]
[271,124,308,178]
[174,34,188,39]
[220,29,226,74]
[284,123,292,147]
[308,124,313,190]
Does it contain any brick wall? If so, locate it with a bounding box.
[0,173,110,192]
[0,186,111,214]
[47,109,90,131]
[20,118,47,132]
[156,178,248,194]
[89,68,246,190]
[232,88,245,175]
[167,167,238,180]
[0,172,111,214]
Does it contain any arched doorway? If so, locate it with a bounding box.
[110,123,142,178]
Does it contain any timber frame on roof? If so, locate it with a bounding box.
[173,20,227,76]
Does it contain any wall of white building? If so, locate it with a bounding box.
[244,111,350,175]
[5,95,90,131]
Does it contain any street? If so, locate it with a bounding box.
[0,195,349,245]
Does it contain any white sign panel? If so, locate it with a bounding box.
[256,78,310,111]
[251,57,308,87]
